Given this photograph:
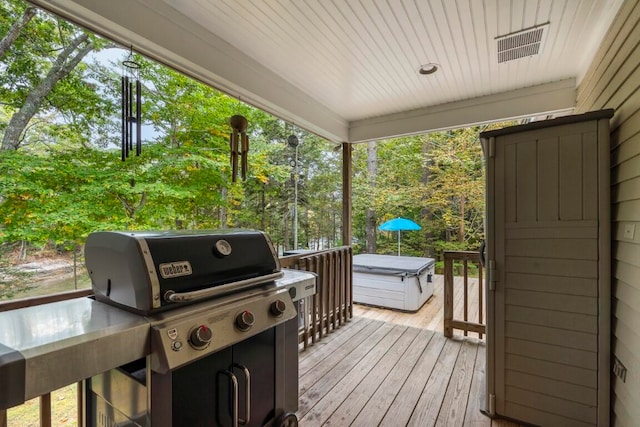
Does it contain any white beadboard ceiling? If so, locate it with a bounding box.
[29,0,624,142]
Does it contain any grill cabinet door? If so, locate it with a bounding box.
[484,112,611,426]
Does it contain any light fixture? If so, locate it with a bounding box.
[417,63,439,75]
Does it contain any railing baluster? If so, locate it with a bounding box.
[329,252,336,331]
[444,254,454,338]
[40,393,51,427]
[337,250,343,326]
[77,382,83,426]
[463,260,468,337]
[318,254,325,340]
[478,263,484,339]
[310,256,318,344]
[1,409,7,427]
[347,246,353,319]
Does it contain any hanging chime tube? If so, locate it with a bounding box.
[121,52,142,161]
[136,80,141,156]
[121,76,126,161]
[241,132,248,180]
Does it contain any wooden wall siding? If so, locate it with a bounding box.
[493,120,606,426]
[576,0,640,425]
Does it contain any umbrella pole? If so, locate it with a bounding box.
[397,230,401,256]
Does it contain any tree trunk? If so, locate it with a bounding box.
[260,185,266,231]
[420,137,435,257]
[458,196,465,243]
[365,141,377,253]
[303,208,310,248]
[1,33,93,151]
[116,192,147,219]
[282,208,290,251]
[0,7,36,59]
[219,186,227,227]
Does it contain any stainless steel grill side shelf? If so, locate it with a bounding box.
[0,298,149,409]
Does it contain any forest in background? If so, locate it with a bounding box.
[0,0,497,299]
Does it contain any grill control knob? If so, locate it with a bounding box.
[270,299,287,317]
[235,310,255,331]
[189,325,213,350]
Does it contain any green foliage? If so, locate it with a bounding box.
[353,128,491,260]
[0,0,115,150]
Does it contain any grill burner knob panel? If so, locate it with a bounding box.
[270,299,287,317]
[236,310,255,331]
[189,325,213,349]
[150,287,300,374]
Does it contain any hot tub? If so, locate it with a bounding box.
[352,254,435,311]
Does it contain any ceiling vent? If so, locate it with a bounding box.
[496,23,549,63]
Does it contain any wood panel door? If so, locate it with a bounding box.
[483,113,611,426]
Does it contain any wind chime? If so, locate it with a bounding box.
[229,114,249,181]
[121,48,141,161]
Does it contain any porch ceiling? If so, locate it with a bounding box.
[29,0,623,142]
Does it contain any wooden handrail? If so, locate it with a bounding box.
[0,288,92,312]
[280,246,353,349]
[443,250,485,339]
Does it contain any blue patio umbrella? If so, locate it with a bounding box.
[378,217,421,255]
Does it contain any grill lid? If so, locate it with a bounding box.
[85,229,281,314]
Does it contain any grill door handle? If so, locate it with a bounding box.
[164,272,284,303]
[232,363,251,425]
[219,370,239,427]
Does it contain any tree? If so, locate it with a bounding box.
[0,4,35,59]
[365,141,377,253]
[0,0,112,151]
[424,128,485,251]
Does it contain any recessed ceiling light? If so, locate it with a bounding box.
[417,63,438,75]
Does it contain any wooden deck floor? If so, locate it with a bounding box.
[296,275,520,426]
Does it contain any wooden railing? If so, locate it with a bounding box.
[0,247,353,425]
[443,250,486,339]
[280,246,353,350]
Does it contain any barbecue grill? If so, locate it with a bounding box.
[0,229,316,427]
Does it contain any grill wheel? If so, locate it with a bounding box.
[274,412,298,427]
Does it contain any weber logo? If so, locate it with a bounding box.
[159,261,193,279]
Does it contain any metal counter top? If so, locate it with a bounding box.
[0,298,149,409]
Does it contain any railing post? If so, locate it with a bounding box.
[1,409,6,427]
[443,254,454,338]
[347,246,353,319]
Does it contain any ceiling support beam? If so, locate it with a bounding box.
[348,79,577,143]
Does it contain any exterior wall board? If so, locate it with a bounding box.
[577,0,640,425]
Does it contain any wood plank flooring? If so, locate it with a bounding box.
[297,317,519,427]
[297,275,521,426]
